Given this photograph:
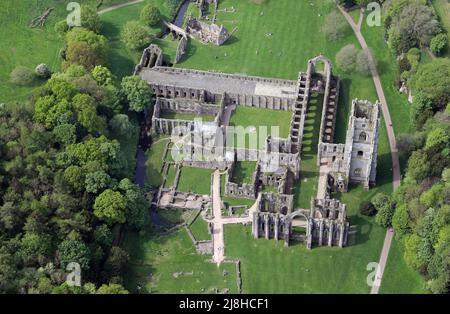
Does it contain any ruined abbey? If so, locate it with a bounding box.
[137,44,380,249]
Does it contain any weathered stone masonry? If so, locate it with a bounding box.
[137,44,379,249]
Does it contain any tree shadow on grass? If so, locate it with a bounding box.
[101,21,121,40]
[221,34,239,46]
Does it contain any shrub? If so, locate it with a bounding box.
[360,201,377,216]
[430,33,448,56]
[10,66,35,86]
[121,21,151,50]
[55,20,69,37]
[336,44,358,73]
[140,5,161,27]
[35,64,51,79]
[322,11,350,42]
[355,50,374,76]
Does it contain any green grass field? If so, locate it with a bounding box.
[189,215,211,241]
[379,238,427,294]
[228,106,292,149]
[224,223,384,293]
[159,111,216,122]
[231,161,257,185]
[293,92,323,208]
[124,229,237,293]
[123,0,424,293]
[164,164,177,188]
[177,167,213,195]
[145,136,170,187]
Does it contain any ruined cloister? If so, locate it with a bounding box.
[136,43,380,258]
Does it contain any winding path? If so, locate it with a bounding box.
[98,0,144,15]
[210,170,260,265]
[338,6,400,294]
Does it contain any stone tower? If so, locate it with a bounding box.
[345,99,380,189]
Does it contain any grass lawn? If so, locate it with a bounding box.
[293,93,323,208]
[224,222,385,293]
[122,0,424,293]
[222,197,256,209]
[164,164,177,188]
[99,0,185,80]
[177,167,213,195]
[231,161,257,185]
[159,111,216,122]
[123,229,237,293]
[229,106,292,148]
[189,215,211,241]
[145,136,170,187]
[379,238,427,294]
[349,8,361,24]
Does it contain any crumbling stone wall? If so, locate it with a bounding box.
[186,16,230,46]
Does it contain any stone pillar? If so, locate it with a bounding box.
[274,214,279,241]
[306,219,313,249]
[284,220,290,247]
[328,221,334,247]
[318,219,324,246]
[264,214,270,240]
[338,223,345,248]
[252,212,259,238]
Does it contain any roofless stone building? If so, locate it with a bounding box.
[136,45,380,249]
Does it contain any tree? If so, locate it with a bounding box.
[66,41,105,70]
[91,65,113,86]
[65,28,107,69]
[104,246,129,278]
[388,3,440,54]
[93,224,113,248]
[411,55,450,111]
[118,178,149,230]
[54,20,69,37]
[121,21,151,50]
[53,123,77,146]
[120,76,153,112]
[392,204,410,237]
[407,150,431,181]
[373,193,395,227]
[58,237,91,270]
[430,33,448,56]
[96,283,129,294]
[355,49,374,76]
[425,127,449,150]
[411,92,433,128]
[72,93,107,134]
[336,44,358,73]
[322,11,350,41]
[35,64,51,79]
[64,136,120,170]
[93,189,127,224]
[404,234,426,271]
[19,233,52,266]
[81,5,102,33]
[109,114,134,140]
[10,66,35,86]
[64,165,85,192]
[141,4,161,27]
[85,171,111,194]
[360,201,377,216]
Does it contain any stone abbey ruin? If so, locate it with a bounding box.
[137,44,380,249]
